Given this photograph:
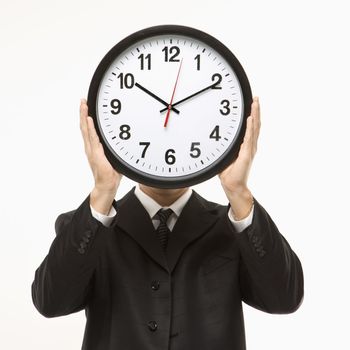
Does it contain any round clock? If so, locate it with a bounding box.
[87,25,252,188]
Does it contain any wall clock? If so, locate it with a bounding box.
[88,25,252,188]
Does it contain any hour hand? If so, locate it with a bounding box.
[135,82,180,114]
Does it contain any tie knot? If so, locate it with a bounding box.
[156,208,173,224]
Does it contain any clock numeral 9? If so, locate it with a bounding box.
[209,125,221,141]
[139,142,150,158]
[162,46,180,62]
[110,99,121,114]
[190,142,201,158]
[119,124,131,140]
[165,149,176,164]
[211,73,222,89]
[220,100,230,115]
[138,53,151,70]
[117,73,135,89]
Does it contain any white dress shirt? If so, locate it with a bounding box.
[90,184,254,233]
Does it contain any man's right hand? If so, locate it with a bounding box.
[80,99,122,215]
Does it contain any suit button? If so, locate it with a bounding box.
[151,280,160,291]
[78,247,85,254]
[148,321,158,331]
[82,236,90,243]
[259,250,266,257]
[80,241,87,248]
[251,235,258,243]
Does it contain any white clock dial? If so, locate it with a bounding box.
[89,26,251,187]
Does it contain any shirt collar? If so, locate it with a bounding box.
[134,184,192,219]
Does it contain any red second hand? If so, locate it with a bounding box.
[164,59,183,128]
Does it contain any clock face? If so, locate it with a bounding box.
[88,25,252,188]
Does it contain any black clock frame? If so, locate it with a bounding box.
[88,25,252,189]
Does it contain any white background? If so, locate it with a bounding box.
[1,0,349,349]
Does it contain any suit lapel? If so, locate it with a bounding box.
[110,188,219,274]
[111,188,169,272]
[165,191,219,273]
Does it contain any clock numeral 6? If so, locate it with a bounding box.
[190,142,201,158]
[211,73,222,89]
[209,125,221,141]
[119,125,131,140]
[117,73,135,89]
[110,99,121,114]
[139,142,150,158]
[165,149,176,165]
[162,46,180,62]
[220,100,230,115]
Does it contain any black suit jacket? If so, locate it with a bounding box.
[32,188,303,349]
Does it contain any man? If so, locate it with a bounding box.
[32,97,303,349]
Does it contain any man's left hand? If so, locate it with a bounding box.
[218,96,261,220]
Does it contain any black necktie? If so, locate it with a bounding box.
[155,208,173,251]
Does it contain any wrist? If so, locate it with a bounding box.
[225,187,254,221]
[90,187,117,215]
[223,184,250,198]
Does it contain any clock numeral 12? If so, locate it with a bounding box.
[138,54,151,70]
[117,73,135,89]
[162,46,180,62]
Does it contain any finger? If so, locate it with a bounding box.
[80,99,91,155]
[243,115,253,147]
[239,115,253,159]
[251,97,261,153]
[87,116,101,152]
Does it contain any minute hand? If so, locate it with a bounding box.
[159,81,219,113]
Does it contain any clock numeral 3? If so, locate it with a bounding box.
[139,142,150,158]
[165,149,176,164]
[119,125,131,140]
[211,73,222,89]
[209,125,221,141]
[220,100,230,115]
[138,53,151,70]
[190,142,201,158]
[117,73,135,89]
[162,46,180,62]
[110,99,121,114]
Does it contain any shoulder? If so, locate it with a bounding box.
[111,187,136,211]
[192,190,228,215]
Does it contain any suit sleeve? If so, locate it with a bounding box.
[31,194,111,318]
[229,198,304,314]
